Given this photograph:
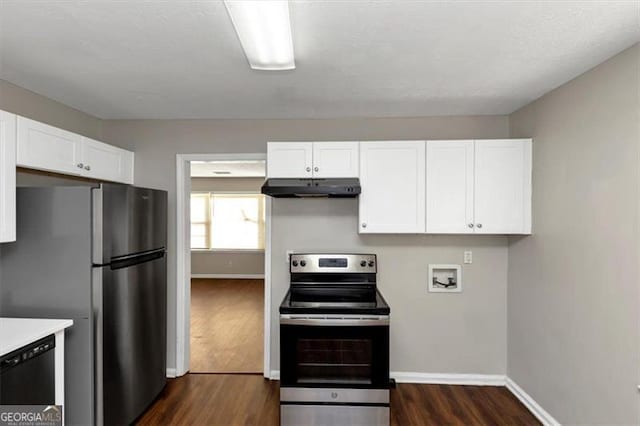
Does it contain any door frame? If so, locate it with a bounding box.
[175,153,270,377]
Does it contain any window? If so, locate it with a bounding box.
[190,193,210,249]
[190,193,265,250]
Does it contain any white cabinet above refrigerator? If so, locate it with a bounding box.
[16,116,134,184]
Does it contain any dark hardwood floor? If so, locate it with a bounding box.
[190,279,264,373]
[138,374,540,425]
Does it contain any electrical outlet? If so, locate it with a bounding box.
[464,251,473,264]
[286,250,294,264]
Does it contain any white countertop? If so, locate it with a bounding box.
[0,318,74,356]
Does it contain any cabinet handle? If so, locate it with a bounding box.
[85,165,91,171]
[77,163,84,168]
[362,223,367,228]
[306,167,311,172]
[468,223,474,228]
[476,223,483,229]
[314,167,319,172]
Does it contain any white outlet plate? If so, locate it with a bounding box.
[464,251,473,264]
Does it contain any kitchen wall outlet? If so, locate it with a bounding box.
[286,250,294,264]
[464,251,473,264]
[428,264,462,293]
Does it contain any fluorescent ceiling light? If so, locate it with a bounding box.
[224,0,295,70]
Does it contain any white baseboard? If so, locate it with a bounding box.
[505,377,559,426]
[269,370,503,386]
[262,369,555,425]
[191,274,265,279]
[166,368,177,378]
[392,371,506,386]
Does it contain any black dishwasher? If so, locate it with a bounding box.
[0,334,56,404]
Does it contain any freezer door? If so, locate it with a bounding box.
[94,253,167,426]
[93,184,167,264]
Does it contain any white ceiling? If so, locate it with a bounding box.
[1,1,638,120]
[190,160,266,178]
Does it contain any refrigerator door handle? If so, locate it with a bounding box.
[108,249,166,270]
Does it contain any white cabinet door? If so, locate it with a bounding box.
[426,140,474,233]
[359,141,425,233]
[80,137,134,184]
[16,116,83,175]
[312,142,359,178]
[267,142,313,178]
[0,110,16,243]
[474,139,532,234]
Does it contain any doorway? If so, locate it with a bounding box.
[175,153,271,378]
[189,160,266,373]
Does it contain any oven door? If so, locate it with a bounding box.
[280,315,389,388]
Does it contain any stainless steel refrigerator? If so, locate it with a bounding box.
[0,184,167,425]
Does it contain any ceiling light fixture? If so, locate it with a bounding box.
[224,0,295,71]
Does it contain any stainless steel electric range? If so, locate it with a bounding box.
[279,253,391,426]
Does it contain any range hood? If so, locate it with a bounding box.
[261,178,361,198]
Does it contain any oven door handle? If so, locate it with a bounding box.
[280,315,389,326]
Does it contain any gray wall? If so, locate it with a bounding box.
[271,199,508,373]
[0,80,103,140]
[102,115,510,371]
[191,251,264,276]
[190,177,265,276]
[191,177,264,192]
[508,44,640,424]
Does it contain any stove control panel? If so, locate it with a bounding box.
[290,253,377,273]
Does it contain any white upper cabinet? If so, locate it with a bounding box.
[426,139,532,234]
[312,142,359,178]
[267,141,359,178]
[426,140,474,233]
[267,142,313,178]
[0,110,17,243]
[265,139,531,235]
[474,139,531,234]
[359,141,425,233]
[17,116,83,175]
[81,137,134,184]
[16,116,134,184]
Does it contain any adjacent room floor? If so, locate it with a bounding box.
[138,374,540,425]
[190,278,264,373]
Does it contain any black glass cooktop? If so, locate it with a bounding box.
[280,286,390,315]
